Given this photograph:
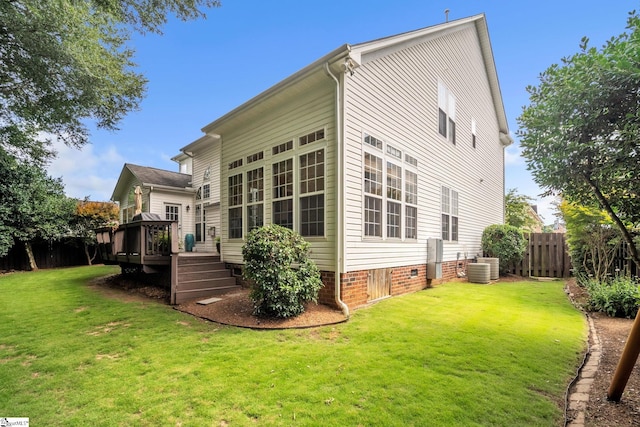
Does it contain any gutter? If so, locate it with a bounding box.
[324,60,349,319]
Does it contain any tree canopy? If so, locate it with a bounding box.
[505,188,537,231]
[0,150,77,269]
[72,200,119,265]
[0,0,219,164]
[517,10,640,267]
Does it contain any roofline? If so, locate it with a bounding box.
[180,133,220,153]
[201,44,352,134]
[200,14,512,144]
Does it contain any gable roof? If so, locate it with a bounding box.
[111,163,192,201]
[201,14,511,145]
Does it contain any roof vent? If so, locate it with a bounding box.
[444,9,450,23]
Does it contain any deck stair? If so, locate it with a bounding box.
[171,254,240,304]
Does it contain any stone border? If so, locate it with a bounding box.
[566,315,601,426]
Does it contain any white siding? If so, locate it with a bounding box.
[343,23,505,271]
[191,141,221,252]
[148,190,194,247]
[217,79,337,270]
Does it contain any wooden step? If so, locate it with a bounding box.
[178,261,226,274]
[178,255,220,265]
[179,269,232,281]
[177,276,238,291]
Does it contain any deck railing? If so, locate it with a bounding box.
[96,220,178,266]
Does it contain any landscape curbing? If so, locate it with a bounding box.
[567,315,601,426]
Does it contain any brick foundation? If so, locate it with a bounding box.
[319,259,468,311]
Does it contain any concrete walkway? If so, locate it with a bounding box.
[567,316,601,426]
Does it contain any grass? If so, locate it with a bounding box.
[0,266,586,426]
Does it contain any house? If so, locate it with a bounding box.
[171,13,512,311]
[527,204,545,233]
[111,163,195,245]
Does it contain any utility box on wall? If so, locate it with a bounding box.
[427,238,443,279]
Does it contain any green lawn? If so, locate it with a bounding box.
[0,266,586,426]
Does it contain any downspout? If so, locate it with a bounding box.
[324,61,349,318]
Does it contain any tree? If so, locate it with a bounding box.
[518,10,640,270]
[559,199,620,281]
[481,224,527,275]
[0,0,219,164]
[72,200,119,265]
[0,151,77,270]
[505,188,537,230]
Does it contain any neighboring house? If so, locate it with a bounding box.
[111,163,195,246]
[527,205,545,233]
[169,14,513,310]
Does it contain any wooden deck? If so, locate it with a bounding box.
[95,220,240,303]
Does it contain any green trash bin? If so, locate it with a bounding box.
[185,234,195,252]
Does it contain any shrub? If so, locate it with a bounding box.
[242,224,323,318]
[585,276,640,318]
[481,224,527,274]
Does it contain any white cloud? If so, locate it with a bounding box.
[47,138,124,202]
[505,143,524,166]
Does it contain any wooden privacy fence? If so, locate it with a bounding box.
[510,233,572,278]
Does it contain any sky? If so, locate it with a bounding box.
[47,0,637,224]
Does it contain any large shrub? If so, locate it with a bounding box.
[585,276,640,318]
[242,224,323,318]
[481,224,527,274]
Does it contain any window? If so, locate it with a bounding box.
[300,194,324,236]
[246,167,264,232]
[228,158,243,170]
[387,162,402,201]
[386,161,402,239]
[438,81,456,144]
[405,170,418,239]
[299,149,325,236]
[364,153,383,237]
[364,134,383,150]
[165,204,179,222]
[387,201,401,238]
[362,133,418,240]
[442,186,459,241]
[272,159,293,229]
[472,118,477,149]
[406,206,417,239]
[228,173,243,238]
[247,151,264,164]
[273,140,293,155]
[299,129,325,146]
[438,108,447,137]
[364,196,382,237]
[202,183,210,199]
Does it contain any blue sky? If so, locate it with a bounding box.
[48,0,637,223]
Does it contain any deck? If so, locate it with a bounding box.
[95,219,239,304]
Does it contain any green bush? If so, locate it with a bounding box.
[585,276,640,318]
[242,224,323,318]
[481,224,527,274]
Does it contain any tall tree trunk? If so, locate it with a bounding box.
[24,241,38,271]
[83,241,92,266]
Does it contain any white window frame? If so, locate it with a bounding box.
[298,129,326,238]
[441,186,459,242]
[438,80,456,144]
[362,132,418,241]
[246,167,264,233]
